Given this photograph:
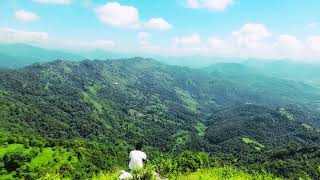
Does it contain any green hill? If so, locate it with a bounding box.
[0,58,319,179]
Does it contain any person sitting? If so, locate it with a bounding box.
[129,142,147,170]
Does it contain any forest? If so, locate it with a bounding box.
[0,58,320,179]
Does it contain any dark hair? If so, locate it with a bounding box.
[135,142,143,150]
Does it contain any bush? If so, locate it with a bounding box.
[3,152,32,172]
[131,164,156,180]
[177,151,209,172]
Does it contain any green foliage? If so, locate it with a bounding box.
[3,152,31,172]
[152,157,178,177]
[302,123,313,130]
[242,137,265,150]
[176,151,209,173]
[0,90,8,96]
[81,85,103,114]
[0,144,25,159]
[279,108,295,121]
[1,58,320,179]
[94,165,283,180]
[174,87,199,113]
[175,166,283,180]
[174,131,191,146]
[194,122,207,137]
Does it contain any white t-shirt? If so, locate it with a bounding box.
[129,150,147,170]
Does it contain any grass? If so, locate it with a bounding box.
[81,84,103,114]
[90,166,283,180]
[0,89,9,96]
[30,148,54,167]
[30,147,77,169]
[175,167,283,180]
[242,137,265,151]
[0,144,25,158]
[302,123,313,130]
[0,143,78,179]
[0,172,15,180]
[92,172,120,180]
[194,122,207,137]
[279,108,295,121]
[174,87,199,113]
[173,131,191,145]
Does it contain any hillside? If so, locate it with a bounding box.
[0,58,320,179]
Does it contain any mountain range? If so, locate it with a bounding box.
[1,57,320,179]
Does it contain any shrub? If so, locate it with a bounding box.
[176,151,209,173]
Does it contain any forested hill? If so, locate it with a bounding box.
[0,58,320,179]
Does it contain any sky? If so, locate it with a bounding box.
[1,0,320,60]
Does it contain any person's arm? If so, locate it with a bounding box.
[142,152,147,164]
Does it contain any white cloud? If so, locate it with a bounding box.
[275,35,304,50]
[95,2,172,30]
[186,0,235,11]
[144,18,172,30]
[32,0,72,5]
[232,23,271,48]
[15,10,39,22]
[174,33,201,46]
[186,0,201,8]
[0,28,48,43]
[95,2,140,28]
[270,35,306,59]
[63,39,115,50]
[307,36,320,51]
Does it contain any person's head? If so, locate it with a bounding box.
[135,142,143,151]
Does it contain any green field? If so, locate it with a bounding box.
[194,122,207,137]
[242,137,265,151]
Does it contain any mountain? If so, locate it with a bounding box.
[0,58,320,179]
[0,43,83,68]
[245,59,320,87]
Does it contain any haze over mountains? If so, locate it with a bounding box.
[2,43,320,70]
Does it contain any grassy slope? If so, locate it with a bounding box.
[0,143,78,180]
[93,166,283,180]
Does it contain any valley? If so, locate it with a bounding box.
[0,58,320,179]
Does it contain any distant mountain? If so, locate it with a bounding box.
[245,59,320,87]
[0,43,83,68]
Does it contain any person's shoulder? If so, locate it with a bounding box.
[139,151,146,157]
[129,150,135,156]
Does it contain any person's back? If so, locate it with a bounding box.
[129,143,147,170]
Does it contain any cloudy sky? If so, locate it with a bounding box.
[1,0,320,60]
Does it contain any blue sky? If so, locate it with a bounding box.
[1,0,320,60]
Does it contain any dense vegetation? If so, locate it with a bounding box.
[0,58,320,179]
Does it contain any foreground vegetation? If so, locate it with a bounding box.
[93,166,283,180]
